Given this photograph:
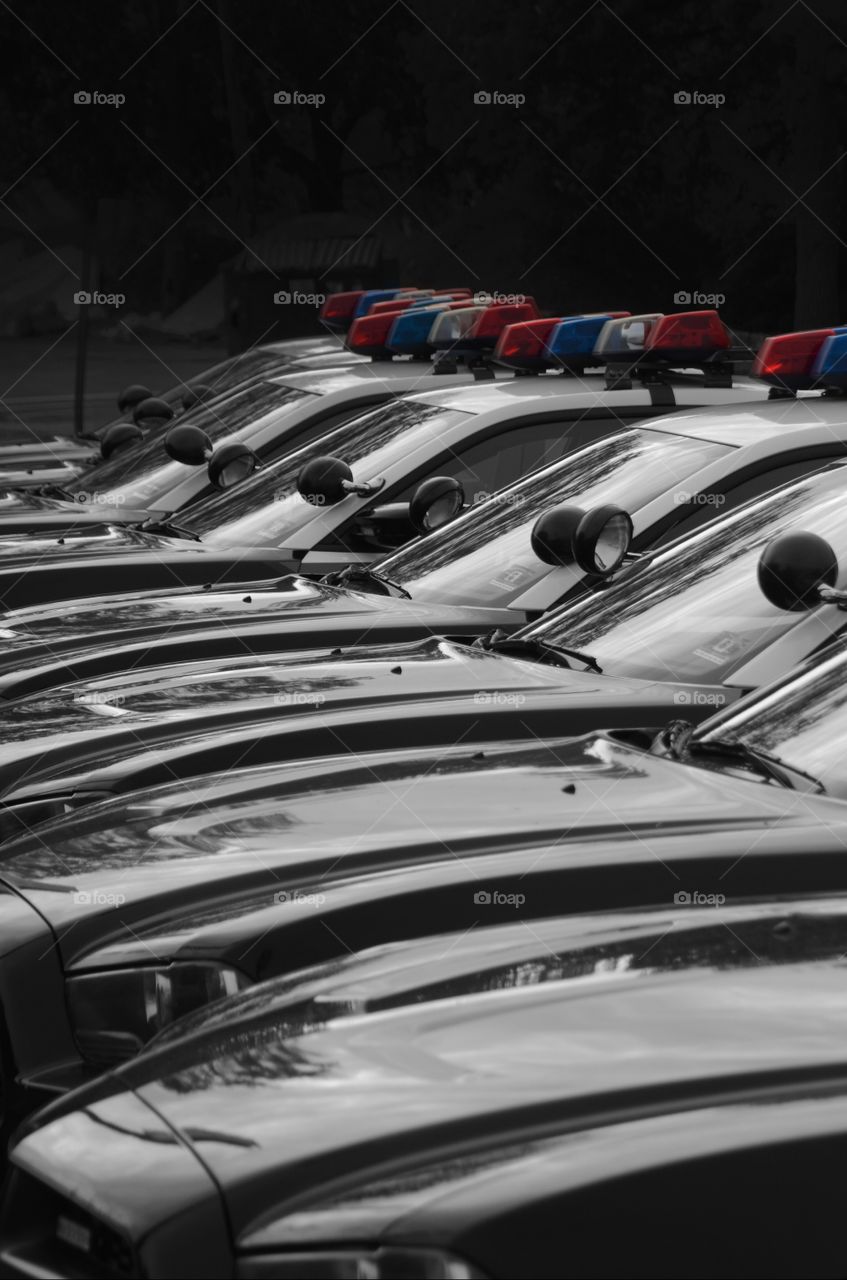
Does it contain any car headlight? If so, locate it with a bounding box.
[237,1248,485,1278]
[66,962,250,1067]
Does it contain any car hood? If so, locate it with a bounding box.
[0,640,736,814]
[0,583,517,697]
[17,944,847,1247]
[2,732,843,963]
[0,505,154,534]
[0,531,294,611]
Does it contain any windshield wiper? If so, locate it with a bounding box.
[131,516,201,542]
[475,630,603,673]
[678,736,824,792]
[320,563,411,599]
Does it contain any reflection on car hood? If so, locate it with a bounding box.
[0,584,515,696]
[17,936,847,1245]
[0,637,734,812]
[3,732,843,952]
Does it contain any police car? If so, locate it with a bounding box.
[0,283,412,475]
[0,312,777,611]
[1,455,845,819]
[0,321,366,483]
[4,896,845,1279]
[0,319,837,665]
[0,288,473,498]
[2,632,847,1234]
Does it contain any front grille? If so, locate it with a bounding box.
[0,1170,138,1278]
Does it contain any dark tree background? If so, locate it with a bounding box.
[1,0,844,335]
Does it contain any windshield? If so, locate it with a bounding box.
[379,427,730,607]
[695,640,847,799]
[70,381,312,506]
[185,345,310,393]
[187,400,471,544]
[523,466,847,682]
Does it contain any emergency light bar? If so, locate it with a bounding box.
[494,312,631,373]
[598,310,737,392]
[352,288,420,318]
[752,328,840,393]
[319,290,368,332]
[813,329,847,391]
[388,301,475,358]
[429,300,539,353]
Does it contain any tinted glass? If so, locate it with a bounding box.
[380,428,730,608]
[189,401,470,544]
[527,467,846,682]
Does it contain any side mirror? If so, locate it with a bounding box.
[100,421,144,460]
[409,476,465,534]
[164,424,213,466]
[117,383,153,414]
[297,455,355,506]
[758,532,838,611]
[208,442,259,490]
[531,503,633,575]
[181,383,216,411]
[133,396,175,430]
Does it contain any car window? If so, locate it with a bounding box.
[697,639,847,799]
[74,381,312,503]
[380,427,731,608]
[392,417,619,506]
[523,468,847,684]
[651,458,842,546]
[191,401,473,545]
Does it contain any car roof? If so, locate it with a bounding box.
[639,390,847,446]
[398,373,766,415]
